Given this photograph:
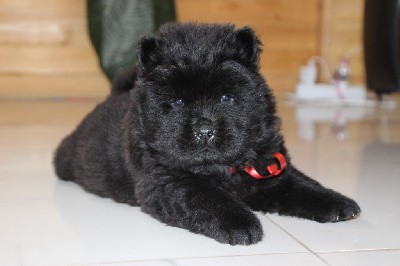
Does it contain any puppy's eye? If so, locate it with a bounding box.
[220,95,234,103]
[171,99,184,107]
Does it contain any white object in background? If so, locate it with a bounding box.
[295,84,366,101]
[299,60,318,85]
[295,55,367,102]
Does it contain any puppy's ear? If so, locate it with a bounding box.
[234,27,261,69]
[138,36,162,72]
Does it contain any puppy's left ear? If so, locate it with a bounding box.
[234,27,261,70]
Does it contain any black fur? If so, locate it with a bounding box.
[54,23,361,245]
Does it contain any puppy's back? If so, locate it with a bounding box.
[110,66,138,96]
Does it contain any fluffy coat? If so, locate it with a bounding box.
[54,23,361,245]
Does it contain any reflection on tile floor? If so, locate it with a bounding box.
[0,95,399,265]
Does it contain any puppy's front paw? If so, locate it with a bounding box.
[211,211,263,245]
[314,193,361,223]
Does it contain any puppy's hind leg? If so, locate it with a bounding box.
[53,135,77,181]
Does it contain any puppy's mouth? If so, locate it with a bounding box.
[190,130,240,164]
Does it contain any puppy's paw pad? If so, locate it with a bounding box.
[321,197,361,223]
[213,214,264,245]
[226,222,263,245]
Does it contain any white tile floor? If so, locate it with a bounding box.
[0,95,399,266]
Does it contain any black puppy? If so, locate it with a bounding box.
[54,23,361,245]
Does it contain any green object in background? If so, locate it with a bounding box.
[87,0,176,82]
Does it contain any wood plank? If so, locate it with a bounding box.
[175,0,320,91]
[320,0,365,84]
[0,21,67,45]
[0,0,86,20]
[0,75,109,98]
[0,46,102,74]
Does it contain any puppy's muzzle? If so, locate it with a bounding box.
[194,128,216,143]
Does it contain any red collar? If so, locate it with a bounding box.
[229,152,287,179]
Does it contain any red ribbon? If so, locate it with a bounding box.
[229,152,287,179]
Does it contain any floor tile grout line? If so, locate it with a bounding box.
[316,248,400,254]
[265,215,331,266]
[90,252,313,265]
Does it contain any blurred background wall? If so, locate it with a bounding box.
[0,0,364,98]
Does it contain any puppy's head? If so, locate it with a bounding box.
[130,23,280,169]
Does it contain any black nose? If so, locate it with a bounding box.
[194,128,215,142]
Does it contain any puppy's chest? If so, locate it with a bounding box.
[190,166,248,189]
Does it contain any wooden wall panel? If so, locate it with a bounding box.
[0,0,365,97]
[0,0,109,98]
[320,0,365,84]
[175,0,321,91]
